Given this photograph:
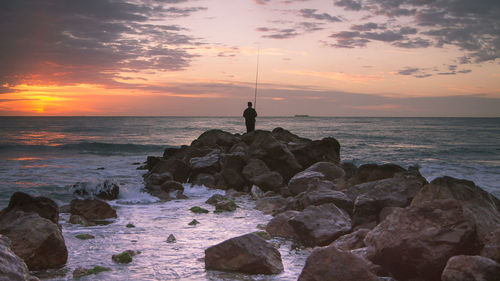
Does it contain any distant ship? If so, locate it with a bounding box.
[294,114,310,117]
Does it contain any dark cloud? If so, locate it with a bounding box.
[0,0,206,92]
[254,0,271,5]
[397,65,473,78]
[398,67,420,75]
[334,0,362,11]
[258,27,299,39]
[351,22,384,31]
[299,9,342,22]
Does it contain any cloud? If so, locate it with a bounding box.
[398,68,420,75]
[334,0,362,11]
[257,27,299,39]
[254,0,271,4]
[0,0,206,91]
[397,65,473,78]
[299,9,342,23]
[351,22,384,31]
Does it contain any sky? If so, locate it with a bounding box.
[0,0,499,117]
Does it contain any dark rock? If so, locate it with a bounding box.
[288,171,326,196]
[144,172,173,187]
[167,234,176,243]
[215,200,238,212]
[146,156,161,170]
[342,162,357,181]
[481,230,500,262]
[251,185,264,199]
[331,228,370,251]
[271,127,310,146]
[0,192,59,224]
[305,162,345,182]
[188,219,200,226]
[72,180,120,201]
[205,194,228,205]
[291,137,341,168]
[378,206,403,222]
[112,251,132,263]
[150,158,191,182]
[69,214,90,226]
[266,210,300,239]
[349,163,407,186]
[284,188,353,214]
[75,234,94,240]
[441,255,500,281]
[160,180,184,193]
[205,233,283,274]
[289,203,352,247]
[351,174,427,227]
[72,266,111,278]
[364,199,478,281]
[0,234,31,281]
[190,150,221,174]
[0,211,68,270]
[411,176,500,244]
[255,196,287,215]
[190,173,216,188]
[298,245,378,281]
[191,129,239,150]
[219,153,248,191]
[70,199,117,221]
[59,204,70,213]
[225,189,247,198]
[190,206,209,214]
[242,159,283,191]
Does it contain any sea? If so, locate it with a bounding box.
[0,116,499,280]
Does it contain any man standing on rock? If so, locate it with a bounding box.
[243,101,257,133]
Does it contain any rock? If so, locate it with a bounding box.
[144,172,172,188]
[253,231,272,240]
[242,130,302,181]
[364,199,478,281]
[266,210,300,239]
[351,174,427,226]
[72,180,120,200]
[59,204,70,213]
[126,223,135,228]
[0,211,68,270]
[166,234,176,243]
[112,251,132,263]
[271,127,311,146]
[0,235,31,281]
[205,194,228,205]
[341,162,357,180]
[190,173,216,188]
[190,150,221,174]
[70,199,117,221]
[219,153,248,191]
[225,189,247,198]
[205,233,283,274]
[75,234,94,240]
[332,228,370,251]
[481,230,500,262]
[305,162,345,182]
[215,200,238,212]
[0,192,59,224]
[69,214,91,226]
[411,176,500,244]
[150,158,191,183]
[298,245,378,281]
[288,171,326,196]
[378,206,402,222]
[291,137,341,168]
[242,159,283,192]
[255,196,287,215]
[191,129,239,150]
[188,219,200,226]
[190,206,209,214]
[284,188,353,214]
[160,180,184,193]
[289,203,352,247]
[72,266,111,278]
[442,255,500,281]
[348,163,407,186]
[251,185,264,199]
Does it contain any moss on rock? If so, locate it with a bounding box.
[75,234,95,240]
[73,266,111,278]
[112,251,132,263]
[190,206,209,214]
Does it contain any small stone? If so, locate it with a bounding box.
[112,251,132,263]
[188,219,200,225]
[73,266,111,278]
[126,223,135,228]
[190,206,209,214]
[253,231,272,240]
[214,200,238,213]
[75,234,95,240]
[167,234,176,243]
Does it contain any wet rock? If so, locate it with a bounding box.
[481,230,500,262]
[255,196,287,215]
[350,174,427,227]
[291,137,341,169]
[70,199,117,221]
[284,187,353,214]
[75,234,94,240]
[69,214,91,226]
[112,251,132,263]
[298,245,378,281]
[190,173,216,188]
[225,189,247,198]
[242,159,283,192]
[72,266,111,278]
[150,158,191,183]
[253,231,272,240]
[190,150,221,175]
[215,200,238,212]
[188,219,200,226]
[205,233,283,274]
[0,235,31,281]
[364,199,478,281]
[0,192,59,224]
[219,153,247,191]
[191,129,239,150]
[205,194,228,205]
[72,180,120,201]
[411,176,500,244]
[126,223,135,228]
[251,185,264,199]
[190,206,209,214]
[289,203,352,247]
[166,234,176,243]
[331,228,370,251]
[266,210,300,240]
[305,162,345,182]
[144,172,172,188]
[348,163,407,186]
[0,211,68,270]
[271,127,310,146]
[288,171,326,196]
[441,255,500,281]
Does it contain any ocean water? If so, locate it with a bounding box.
[0,116,499,280]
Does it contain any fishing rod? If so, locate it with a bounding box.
[254,47,260,109]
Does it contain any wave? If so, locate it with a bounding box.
[0,142,169,155]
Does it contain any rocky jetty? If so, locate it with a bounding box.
[147,128,499,279]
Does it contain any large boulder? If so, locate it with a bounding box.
[149,158,191,182]
[304,162,345,182]
[298,244,378,281]
[350,175,427,226]
[70,199,117,221]
[441,255,500,281]
[242,130,302,181]
[255,196,287,215]
[348,163,407,186]
[271,127,311,146]
[190,150,221,175]
[364,199,478,281]
[289,203,352,246]
[191,129,239,150]
[283,188,353,214]
[291,137,341,168]
[266,210,300,239]
[219,152,248,190]
[72,180,120,200]
[288,171,326,196]
[411,176,500,244]
[0,235,31,281]
[0,211,67,270]
[205,233,283,274]
[0,192,59,224]
[331,228,370,251]
[242,159,283,191]
[481,230,500,262]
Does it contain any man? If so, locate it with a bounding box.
[243,101,257,133]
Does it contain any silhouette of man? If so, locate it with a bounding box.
[243,101,257,133]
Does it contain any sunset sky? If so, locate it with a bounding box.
[1,0,499,116]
